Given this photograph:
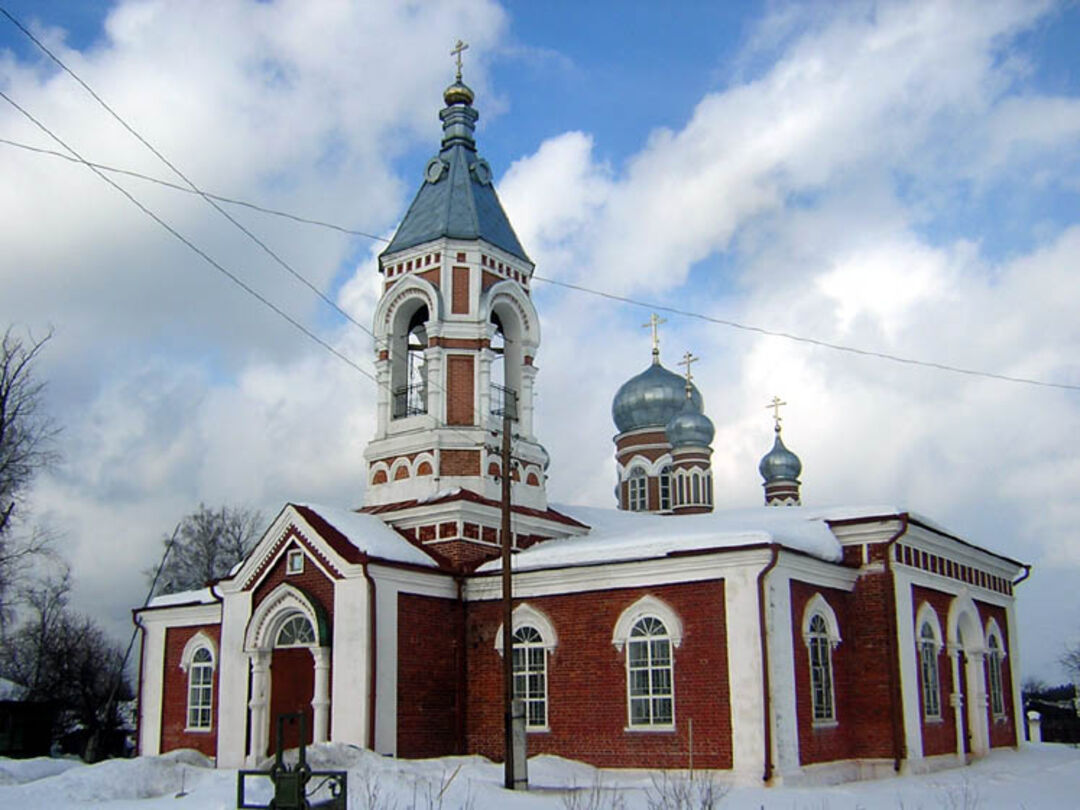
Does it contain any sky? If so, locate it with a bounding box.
[0,0,1078,682]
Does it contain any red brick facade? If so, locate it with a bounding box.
[160,624,220,758]
[446,354,475,426]
[911,585,957,757]
[465,581,732,769]
[976,600,1016,749]
[397,594,465,758]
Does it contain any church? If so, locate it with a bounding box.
[133,64,1028,786]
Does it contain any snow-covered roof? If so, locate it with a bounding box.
[295,503,439,568]
[477,504,909,573]
[144,587,218,610]
[0,677,26,701]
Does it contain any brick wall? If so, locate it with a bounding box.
[397,594,465,758]
[465,581,732,769]
[441,449,480,477]
[252,544,335,623]
[446,355,475,426]
[160,624,221,757]
[452,267,469,314]
[976,600,1016,748]
[911,585,957,756]
[789,580,856,765]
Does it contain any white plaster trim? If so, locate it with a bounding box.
[494,602,558,653]
[178,631,216,673]
[245,582,321,651]
[611,594,683,652]
[946,589,985,651]
[984,617,1006,658]
[801,593,841,648]
[915,601,945,652]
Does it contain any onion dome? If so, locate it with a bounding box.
[443,80,474,106]
[613,359,703,434]
[759,429,802,483]
[666,395,715,448]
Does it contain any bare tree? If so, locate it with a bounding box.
[0,327,58,626]
[149,503,263,596]
[1063,642,1080,682]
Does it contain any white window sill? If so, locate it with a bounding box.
[624,725,676,733]
[924,716,944,725]
[811,719,839,730]
[184,727,213,734]
[526,726,550,734]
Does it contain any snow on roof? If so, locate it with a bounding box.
[0,677,26,701]
[477,504,909,573]
[144,587,218,610]
[296,503,439,568]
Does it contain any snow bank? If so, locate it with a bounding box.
[0,756,82,786]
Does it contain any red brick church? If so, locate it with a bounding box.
[134,68,1028,786]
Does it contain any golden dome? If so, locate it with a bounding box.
[443,81,474,106]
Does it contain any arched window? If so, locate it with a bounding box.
[807,614,835,721]
[276,614,316,647]
[185,645,214,731]
[512,626,548,729]
[628,468,648,511]
[391,303,429,418]
[659,466,672,511]
[705,472,713,506]
[691,472,701,505]
[987,634,1005,717]
[919,621,941,719]
[627,616,674,728]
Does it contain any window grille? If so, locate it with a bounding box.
[512,626,547,729]
[919,622,941,718]
[988,636,1005,716]
[808,614,835,722]
[187,647,214,730]
[627,616,673,727]
[628,469,648,511]
[277,615,316,647]
[659,466,672,511]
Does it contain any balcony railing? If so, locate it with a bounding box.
[392,384,427,419]
[490,383,518,422]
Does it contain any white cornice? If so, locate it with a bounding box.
[135,602,221,626]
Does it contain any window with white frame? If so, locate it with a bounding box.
[627,468,648,511]
[987,634,1005,716]
[919,621,941,719]
[627,616,674,728]
[659,466,672,511]
[187,646,214,730]
[276,614,316,647]
[512,625,548,729]
[287,549,304,575]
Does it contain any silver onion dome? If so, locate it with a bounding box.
[612,361,703,434]
[759,431,802,482]
[666,396,715,448]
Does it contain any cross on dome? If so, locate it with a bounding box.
[451,39,469,82]
[767,395,787,432]
[678,351,698,395]
[642,313,666,363]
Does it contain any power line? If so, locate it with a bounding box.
[1,9,1072,395]
[529,276,1080,392]
[0,6,376,340]
[0,88,378,385]
[0,136,387,240]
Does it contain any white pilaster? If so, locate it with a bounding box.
[724,561,767,782]
[247,650,272,767]
[311,647,331,743]
[893,569,923,761]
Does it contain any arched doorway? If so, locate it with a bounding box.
[947,592,987,761]
[244,583,331,764]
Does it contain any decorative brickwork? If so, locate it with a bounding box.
[418,268,440,289]
[397,594,465,757]
[252,545,335,622]
[465,581,732,769]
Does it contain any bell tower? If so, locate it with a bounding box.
[361,46,585,567]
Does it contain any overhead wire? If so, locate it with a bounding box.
[1,7,1074,395]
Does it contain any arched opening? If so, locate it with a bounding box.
[489,301,524,421]
[391,301,429,418]
[948,601,987,758]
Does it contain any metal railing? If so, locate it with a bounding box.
[392,383,427,419]
[490,383,518,421]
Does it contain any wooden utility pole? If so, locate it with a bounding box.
[500,392,515,790]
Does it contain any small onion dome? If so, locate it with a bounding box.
[759,430,802,483]
[443,80,474,106]
[666,396,715,449]
[612,362,703,434]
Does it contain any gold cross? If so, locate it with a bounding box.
[451,39,469,82]
[642,313,666,356]
[678,351,699,385]
[767,395,787,431]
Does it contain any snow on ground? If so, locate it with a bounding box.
[0,743,1077,808]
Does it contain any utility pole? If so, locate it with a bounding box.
[500,390,515,789]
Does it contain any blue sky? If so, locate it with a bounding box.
[1,1,1079,683]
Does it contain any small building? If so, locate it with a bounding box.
[134,68,1028,785]
[0,678,54,758]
